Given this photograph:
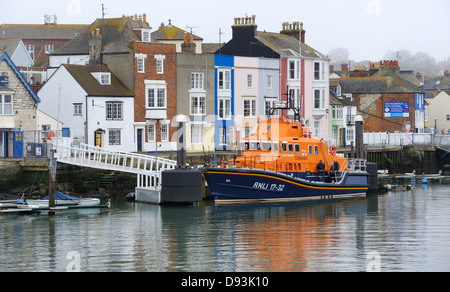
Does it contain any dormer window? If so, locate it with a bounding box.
[91,72,111,85]
[100,73,111,85]
[142,29,151,42]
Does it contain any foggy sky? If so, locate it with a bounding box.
[1,0,449,62]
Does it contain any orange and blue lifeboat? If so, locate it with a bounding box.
[203,116,370,203]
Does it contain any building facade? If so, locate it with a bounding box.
[214,55,235,150]
[176,52,216,153]
[38,64,135,151]
[0,53,40,158]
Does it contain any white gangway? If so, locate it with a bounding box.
[50,138,178,190]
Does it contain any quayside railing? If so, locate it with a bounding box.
[49,139,178,189]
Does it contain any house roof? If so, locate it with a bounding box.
[256,31,328,59]
[0,39,21,55]
[425,76,450,91]
[53,17,150,55]
[62,64,134,97]
[0,52,40,103]
[335,76,422,94]
[152,23,203,41]
[0,24,88,40]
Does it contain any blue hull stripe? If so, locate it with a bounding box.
[203,169,369,202]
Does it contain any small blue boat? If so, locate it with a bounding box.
[26,191,100,207]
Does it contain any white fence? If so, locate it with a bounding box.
[364,132,450,147]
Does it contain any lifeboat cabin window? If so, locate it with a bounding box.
[262,141,272,151]
[281,143,287,152]
[295,144,300,153]
[273,142,279,152]
[288,144,294,153]
[314,145,319,155]
[308,145,313,155]
[250,142,260,150]
[240,142,250,151]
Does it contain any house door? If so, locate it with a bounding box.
[137,129,143,152]
[13,131,23,158]
[95,130,104,148]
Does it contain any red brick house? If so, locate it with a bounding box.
[334,61,425,133]
[130,41,177,152]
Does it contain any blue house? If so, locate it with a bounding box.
[0,52,40,158]
[214,55,235,150]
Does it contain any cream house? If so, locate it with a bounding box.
[427,91,450,133]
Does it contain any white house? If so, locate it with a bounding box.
[38,64,135,152]
[0,39,34,67]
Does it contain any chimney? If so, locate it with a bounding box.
[143,13,147,23]
[341,63,349,78]
[379,60,400,77]
[416,72,423,81]
[369,62,380,76]
[232,15,258,40]
[300,22,306,43]
[280,21,300,40]
[89,28,103,65]
[444,70,450,78]
[354,65,367,78]
[181,32,197,54]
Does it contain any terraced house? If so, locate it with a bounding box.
[217,16,330,143]
[44,15,177,153]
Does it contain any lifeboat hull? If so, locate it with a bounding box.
[203,168,369,203]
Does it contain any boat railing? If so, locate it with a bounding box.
[346,158,367,173]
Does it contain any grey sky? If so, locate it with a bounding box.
[1,0,449,62]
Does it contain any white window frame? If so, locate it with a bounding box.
[314,89,326,110]
[265,97,278,115]
[0,94,13,115]
[218,69,231,91]
[108,129,121,146]
[161,123,169,142]
[26,44,34,61]
[191,124,204,144]
[191,72,204,90]
[45,44,54,53]
[191,95,206,115]
[100,73,111,85]
[288,59,300,80]
[247,74,253,88]
[314,61,325,81]
[332,105,343,120]
[106,101,123,120]
[218,97,231,120]
[243,98,256,117]
[137,58,145,73]
[142,29,151,42]
[155,55,166,75]
[346,128,355,142]
[148,123,156,142]
[147,88,166,109]
[267,75,273,89]
[73,103,82,116]
[219,127,227,146]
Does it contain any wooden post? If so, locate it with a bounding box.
[355,115,364,159]
[48,149,57,214]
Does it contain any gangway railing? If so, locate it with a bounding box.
[49,139,177,189]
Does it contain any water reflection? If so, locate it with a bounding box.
[2,186,450,272]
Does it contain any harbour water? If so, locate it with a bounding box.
[1,184,450,272]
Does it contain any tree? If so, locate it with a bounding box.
[383,49,440,76]
[328,48,350,62]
